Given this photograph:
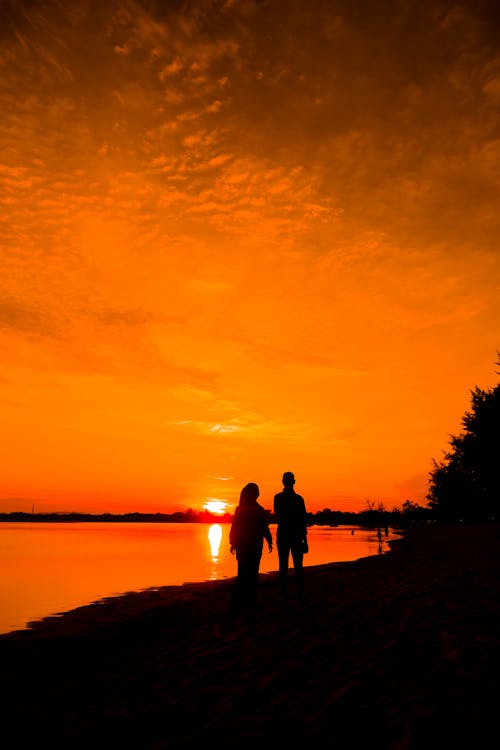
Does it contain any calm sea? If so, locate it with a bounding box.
[0,522,395,634]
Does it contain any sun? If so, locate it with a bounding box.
[203,499,228,515]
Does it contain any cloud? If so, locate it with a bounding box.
[92,308,160,327]
[169,415,316,441]
[0,299,60,337]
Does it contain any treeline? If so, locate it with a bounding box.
[427,354,500,524]
[0,511,234,524]
[0,505,429,528]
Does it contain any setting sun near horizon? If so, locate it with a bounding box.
[203,500,229,515]
[1,1,499,516]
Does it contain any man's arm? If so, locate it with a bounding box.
[264,524,273,551]
[300,496,308,538]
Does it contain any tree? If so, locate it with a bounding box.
[427,355,500,522]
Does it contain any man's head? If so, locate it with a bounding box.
[282,471,295,488]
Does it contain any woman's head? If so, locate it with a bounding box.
[240,482,260,505]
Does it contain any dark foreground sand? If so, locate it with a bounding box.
[2,523,499,750]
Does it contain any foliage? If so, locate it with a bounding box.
[427,355,500,523]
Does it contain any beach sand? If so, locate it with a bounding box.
[2,523,498,749]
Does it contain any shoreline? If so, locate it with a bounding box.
[0,522,396,636]
[2,523,498,748]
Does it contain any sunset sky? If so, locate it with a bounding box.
[1,0,499,515]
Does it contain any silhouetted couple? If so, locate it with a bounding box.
[229,472,308,612]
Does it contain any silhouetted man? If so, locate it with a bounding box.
[274,471,308,604]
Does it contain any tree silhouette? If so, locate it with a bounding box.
[427,354,500,523]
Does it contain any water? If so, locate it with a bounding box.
[0,522,395,634]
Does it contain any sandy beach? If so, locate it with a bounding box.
[2,522,498,749]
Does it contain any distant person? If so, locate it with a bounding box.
[274,471,308,605]
[229,483,273,612]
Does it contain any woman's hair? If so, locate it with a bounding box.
[239,482,260,505]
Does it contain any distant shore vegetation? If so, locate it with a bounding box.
[0,502,429,529]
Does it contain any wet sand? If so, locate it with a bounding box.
[2,523,498,749]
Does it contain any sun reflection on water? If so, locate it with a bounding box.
[207,524,223,579]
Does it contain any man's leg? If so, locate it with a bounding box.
[277,542,290,602]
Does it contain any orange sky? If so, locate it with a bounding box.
[1,0,499,515]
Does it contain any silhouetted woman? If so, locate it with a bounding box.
[229,482,273,612]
